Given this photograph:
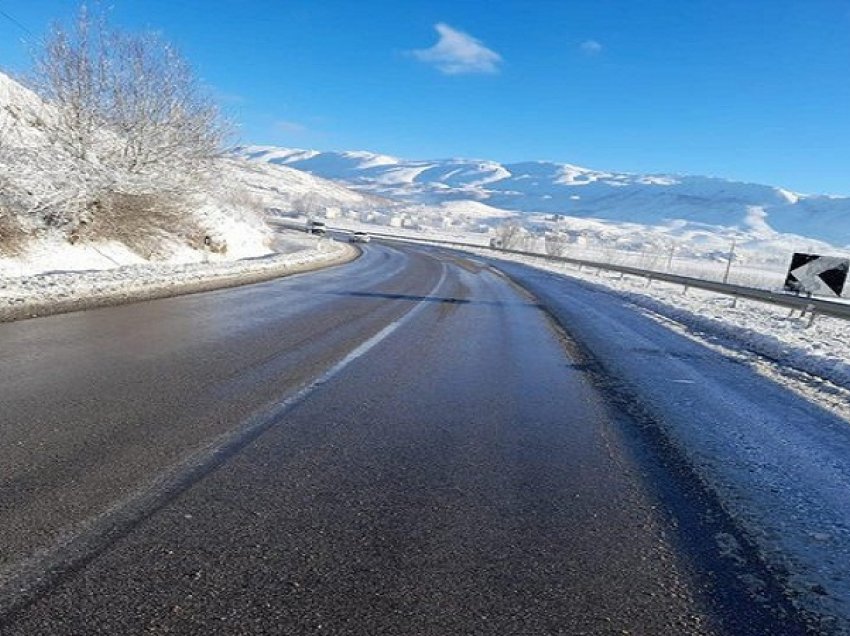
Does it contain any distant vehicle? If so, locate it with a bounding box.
[350,231,371,243]
[489,237,503,248]
[307,220,327,235]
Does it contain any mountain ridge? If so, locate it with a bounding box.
[237,145,849,246]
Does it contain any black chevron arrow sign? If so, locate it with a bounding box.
[783,253,849,297]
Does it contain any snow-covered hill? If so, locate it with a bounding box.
[0,71,386,276]
[226,156,390,216]
[238,145,850,247]
[1,70,273,273]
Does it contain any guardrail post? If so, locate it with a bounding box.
[722,238,736,284]
[682,285,689,296]
[646,276,653,288]
[807,310,818,329]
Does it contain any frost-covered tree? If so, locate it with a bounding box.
[292,193,324,218]
[495,219,524,250]
[0,3,228,235]
[544,232,568,257]
[0,110,29,254]
[31,5,227,183]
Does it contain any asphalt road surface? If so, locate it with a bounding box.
[0,241,810,634]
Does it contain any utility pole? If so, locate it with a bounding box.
[722,238,737,284]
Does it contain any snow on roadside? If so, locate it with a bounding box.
[0,233,354,322]
[465,248,850,407]
[495,258,850,633]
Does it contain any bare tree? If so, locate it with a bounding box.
[521,233,539,253]
[0,5,238,257]
[292,193,324,219]
[102,35,227,179]
[0,109,28,253]
[496,219,523,250]
[30,7,103,164]
[544,232,568,257]
[0,78,61,226]
[29,4,228,198]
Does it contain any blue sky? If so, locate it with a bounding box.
[1,0,850,194]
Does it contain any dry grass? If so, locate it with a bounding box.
[0,210,30,257]
[73,191,202,259]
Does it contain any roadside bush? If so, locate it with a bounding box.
[73,191,201,259]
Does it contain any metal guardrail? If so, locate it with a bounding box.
[357,229,850,322]
[269,218,850,321]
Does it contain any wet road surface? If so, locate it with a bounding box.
[0,242,808,634]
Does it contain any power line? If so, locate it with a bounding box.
[0,4,33,36]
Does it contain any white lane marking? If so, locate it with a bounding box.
[0,260,448,616]
[270,260,447,403]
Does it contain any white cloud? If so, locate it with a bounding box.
[412,23,502,75]
[580,40,603,55]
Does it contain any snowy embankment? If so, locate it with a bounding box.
[0,235,356,323]
[489,258,850,634]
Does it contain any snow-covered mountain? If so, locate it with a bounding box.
[238,146,850,247]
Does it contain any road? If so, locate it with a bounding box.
[0,241,809,634]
